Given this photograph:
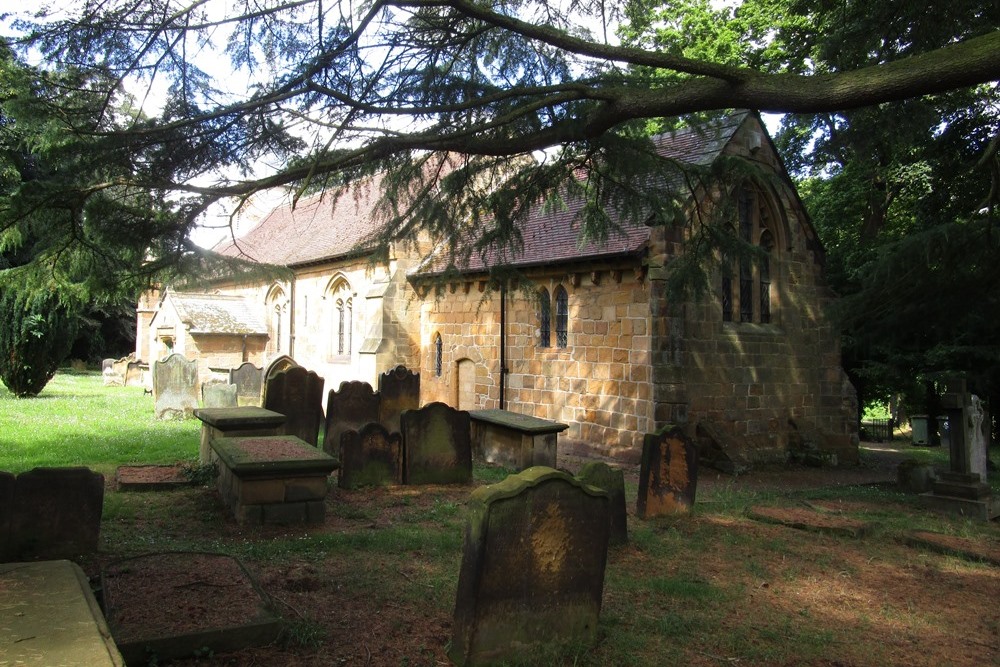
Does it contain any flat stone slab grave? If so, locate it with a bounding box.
[194,406,287,464]
[102,551,282,665]
[746,505,873,538]
[906,531,1000,567]
[115,464,191,491]
[210,435,339,525]
[0,559,125,667]
[468,409,568,471]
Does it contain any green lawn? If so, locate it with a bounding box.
[3,372,998,667]
[0,370,199,475]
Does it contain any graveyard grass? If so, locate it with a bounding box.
[4,372,999,666]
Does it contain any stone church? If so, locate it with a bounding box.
[137,111,858,466]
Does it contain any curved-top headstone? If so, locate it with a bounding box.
[577,461,628,546]
[264,366,325,446]
[339,423,403,489]
[152,353,199,419]
[260,355,298,405]
[324,381,380,458]
[449,466,610,666]
[8,467,104,561]
[229,362,263,407]
[401,402,471,485]
[379,365,420,435]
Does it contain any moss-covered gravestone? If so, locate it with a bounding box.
[637,425,698,518]
[153,353,199,419]
[229,362,263,407]
[450,467,610,666]
[379,365,419,435]
[339,423,403,489]
[577,461,628,546]
[401,402,471,485]
[324,380,380,458]
[264,366,325,447]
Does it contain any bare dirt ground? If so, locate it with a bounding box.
[90,442,999,667]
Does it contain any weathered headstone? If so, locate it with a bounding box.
[323,381,381,458]
[449,467,610,666]
[124,361,145,387]
[0,471,14,561]
[637,425,698,517]
[922,379,997,520]
[8,467,104,560]
[261,355,298,405]
[102,356,125,386]
[401,402,472,485]
[577,461,628,545]
[339,423,403,489]
[202,382,238,408]
[153,353,199,419]
[264,366,325,446]
[379,365,420,435]
[229,362,263,407]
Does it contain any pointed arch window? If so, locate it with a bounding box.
[538,287,551,348]
[327,278,353,359]
[555,286,569,348]
[722,185,778,325]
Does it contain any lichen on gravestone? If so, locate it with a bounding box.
[449,466,610,666]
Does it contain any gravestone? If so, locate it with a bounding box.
[922,379,997,520]
[0,471,14,561]
[8,467,104,560]
[637,425,699,518]
[323,381,381,458]
[102,357,125,386]
[153,353,199,419]
[124,361,145,387]
[264,366,325,446]
[577,461,628,546]
[261,355,298,405]
[202,382,238,408]
[401,402,472,485]
[449,467,610,666]
[229,362,263,407]
[339,423,403,489]
[379,365,420,435]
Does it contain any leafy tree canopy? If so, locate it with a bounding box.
[1,0,997,291]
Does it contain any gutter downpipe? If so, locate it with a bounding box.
[288,276,296,358]
[499,281,507,410]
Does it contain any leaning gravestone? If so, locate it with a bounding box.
[229,362,263,407]
[449,467,610,666]
[153,353,199,419]
[379,365,420,435]
[339,423,403,489]
[577,461,628,546]
[264,366,325,446]
[401,402,472,485]
[637,425,699,518]
[0,471,14,561]
[323,381,381,458]
[8,467,104,560]
[202,382,238,408]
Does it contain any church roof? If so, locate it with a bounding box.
[166,291,268,335]
[212,176,389,267]
[212,112,751,273]
[416,111,750,276]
